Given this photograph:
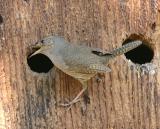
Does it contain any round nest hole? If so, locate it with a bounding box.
[122,38,154,64]
[27,54,54,73]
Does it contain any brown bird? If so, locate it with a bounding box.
[30,36,142,107]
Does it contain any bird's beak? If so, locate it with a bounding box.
[29,47,44,57]
[29,43,53,58]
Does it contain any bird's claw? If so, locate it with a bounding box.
[58,98,82,110]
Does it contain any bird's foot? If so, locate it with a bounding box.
[58,98,82,110]
[59,98,81,107]
[58,83,88,110]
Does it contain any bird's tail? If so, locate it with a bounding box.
[104,40,142,62]
[111,40,142,56]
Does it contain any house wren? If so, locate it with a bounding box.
[30,36,142,107]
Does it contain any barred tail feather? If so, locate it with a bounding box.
[111,40,142,56]
[104,40,142,63]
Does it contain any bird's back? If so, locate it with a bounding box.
[47,43,104,81]
[59,44,102,72]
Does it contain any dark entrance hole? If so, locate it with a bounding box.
[27,54,54,73]
[122,35,154,64]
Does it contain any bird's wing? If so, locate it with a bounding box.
[60,45,112,74]
[66,63,111,74]
[89,64,111,73]
[64,56,111,74]
[91,48,113,56]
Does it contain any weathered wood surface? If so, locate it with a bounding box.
[0,0,160,129]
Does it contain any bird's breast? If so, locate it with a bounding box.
[63,70,96,81]
[53,62,95,81]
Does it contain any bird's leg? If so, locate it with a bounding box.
[59,81,88,107]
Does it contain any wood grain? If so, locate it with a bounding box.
[0,0,160,129]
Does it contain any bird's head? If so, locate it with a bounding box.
[30,36,66,57]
